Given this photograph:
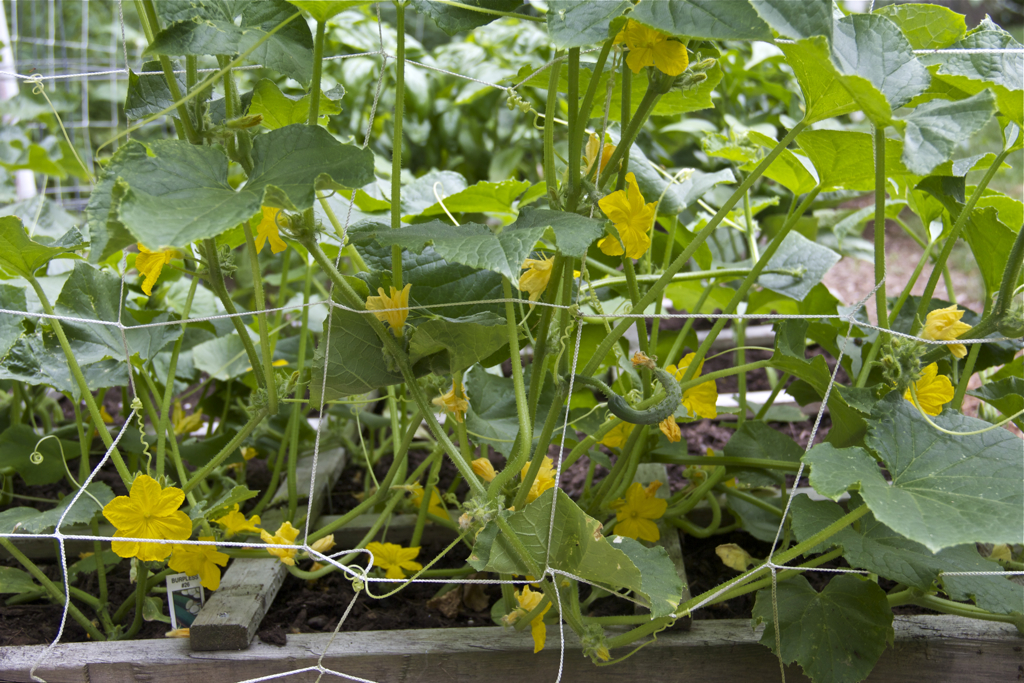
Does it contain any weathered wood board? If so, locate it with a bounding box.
[2,616,1019,683]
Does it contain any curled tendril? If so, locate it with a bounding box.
[128,397,152,473]
[31,435,104,509]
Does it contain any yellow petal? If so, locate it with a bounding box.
[597,235,624,256]
[255,206,289,254]
[658,417,681,443]
[904,363,954,416]
[471,458,497,482]
[136,244,173,296]
[716,543,757,571]
[653,38,689,76]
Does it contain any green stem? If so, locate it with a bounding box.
[139,0,199,145]
[665,466,727,517]
[565,48,581,210]
[243,221,278,414]
[717,485,784,518]
[914,594,1024,629]
[712,548,845,604]
[182,409,268,493]
[582,121,809,377]
[308,20,326,124]
[123,564,148,638]
[873,126,889,331]
[544,52,562,208]
[735,321,747,424]
[526,256,564,419]
[411,448,442,548]
[652,454,799,471]
[287,257,315,520]
[753,372,790,420]
[390,1,406,288]
[951,340,982,410]
[155,265,198,480]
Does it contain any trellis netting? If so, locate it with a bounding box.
[0,2,1022,683]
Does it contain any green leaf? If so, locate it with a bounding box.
[752,574,894,683]
[0,284,27,362]
[146,0,314,85]
[875,3,966,50]
[769,353,866,448]
[288,0,370,22]
[631,137,738,213]
[410,0,522,36]
[968,377,1024,424]
[723,421,803,487]
[124,60,186,120]
[742,132,817,195]
[0,216,83,278]
[629,0,771,40]
[463,364,562,457]
[773,319,809,360]
[758,232,840,302]
[86,145,145,263]
[860,394,1024,551]
[111,125,373,250]
[374,220,547,282]
[803,442,882,501]
[66,549,121,584]
[55,262,180,364]
[0,197,79,243]
[0,128,68,180]
[408,312,508,373]
[0,567,39,595]
[546,0,629,49]
[797,129,910,192]
[191,331,258,381]
[0,424,78,486]
[748,0,831,41]
[728,491,785,543]
[508,208,604,259]
[831,14,931,123]
[412,179,530,219]
[200,484,260,522]
[15,483,115,533]
[469,488,683,617]
[400,170,468,217]
[897,90,996,175]
[777,37,857,125]
[248,79,342,130]
[791,496,1024,615]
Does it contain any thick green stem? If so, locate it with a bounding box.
[565,48,581,209]
[287,258,315,520]
[390,1,406,288]
[155,266,198,480]
[873,127,889,331]
[582,121,808,377]
[544,52,562,207]
[308,21,326,124]
[242,222,278,414]
[139,0,199,145]
[951,339,982,410]
[526,256,564,419]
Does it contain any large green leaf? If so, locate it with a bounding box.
[748,0,831,41]
[508,208,604,259]
[546,0,629,49]
[791,496,1024,615]
[463,364,562,457]
[110,125,374,250]
[0,216,84,278]
[411,0,522,35]
[742,132,817,196]
[797,129,910,192]
[629,0,771,40]
[14,483,115,533]
[0,567,39,595]
[85,145,145,263]
[248,79,343,130]
[723,421,802,487]
[968,377,1024,426]
[897,90,995,175]
[55,263,180,365]
[408,312,508,373]
[373,220,547,282]
[829,394,1024,552]
[752,575,893,683]
[412,179,530,219]
[124,60,186,120]
[769,352,866,448]
[146,0,314,85]
[757,232,840,302]
[875,3,966,50]
[777,37,857,125]
[0,424,78,486]
[469,488,683,618]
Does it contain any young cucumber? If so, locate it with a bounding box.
[572,367,681,425]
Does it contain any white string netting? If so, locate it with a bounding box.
[0,3,1022,683]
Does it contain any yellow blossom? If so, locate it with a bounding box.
[366,542,422,580]
[615,19,689,76]
[136,244,174,296]
[213,504,262,538]
[667,353,718,419]
[102,474,192,561]
[904,362,954,416]
[432,380,469,423]
[241,447,258,461]
[99,405,114,424]
[516,585,551,653]
[260,521,300,566]
[172,400,203,436]
[254,206,289,254]
[409,483,448,519]
[716,543,757,572]
[366,283,412,336]
[584,133,616,174]
[168,537,229,591]
[309,535,335,556]
[518,254,555,303]
[165,628,190,638]
[659,416,681,443]
[610,481,667,542]
[597,234,625,256]
[522,456,556,504]
[597,172,656,260]
[599,421,634,448]
[921,304,972,359]
[471,458,496,482]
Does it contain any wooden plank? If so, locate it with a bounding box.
[189,447,347,652]
[632,463,692,631]
[2,616,1019,683]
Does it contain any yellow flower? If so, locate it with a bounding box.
[659,416,681,443]
[366,542,422,580]
[254,206,289,254]
[599,421,634,448]
[518,254,555,303]
[240,447,258,461]
[164,628,190,638]
[471,458,496,482]
[432,380,469,423]
[610,481,667,542]
[921,304,972,359]
[904,362,954,416]
[521,456,556,504]
[172,400,203,436]
[516,585,552,653]
[409,483,448,519]
[214,504,262,538]
[597,172,656,260]
[260,521,300,566]
[366,283,412,336]
[102,474,192,561]
[168,537,229,591]
[716,543,757,572]
[667,353,718,419]
[597,234,625,256]
[615,19,689,76]
[309,535,336,556]
[136,244,174,296]
[584,133,616,174]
